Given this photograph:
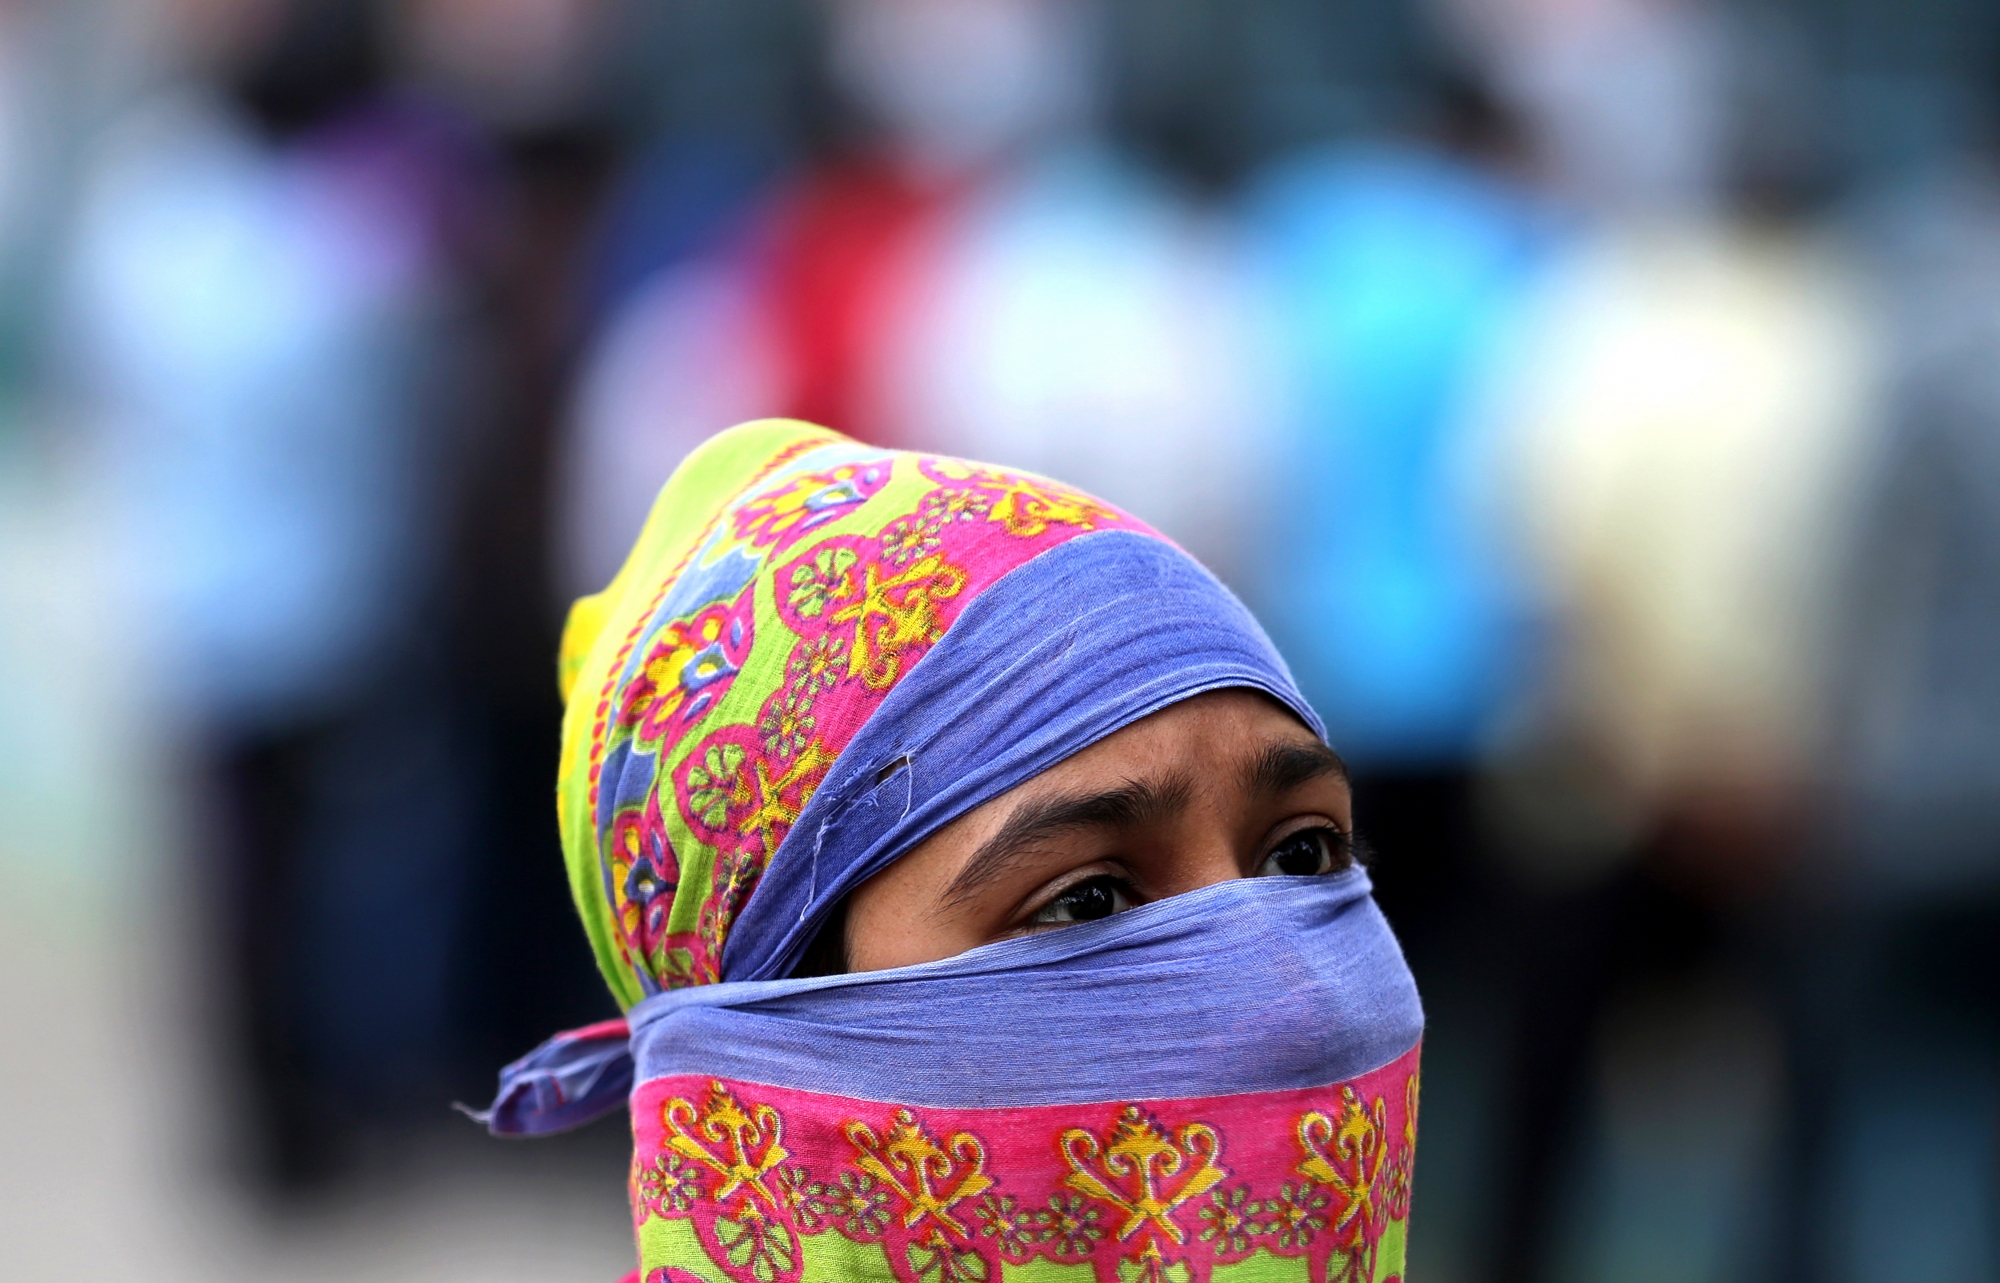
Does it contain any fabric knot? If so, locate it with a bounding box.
[471,1017,633,1136]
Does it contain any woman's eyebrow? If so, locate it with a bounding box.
[1241,739,1349,796]
[939,771,1197,908]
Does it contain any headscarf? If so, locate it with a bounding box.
[492,420,1424,1283]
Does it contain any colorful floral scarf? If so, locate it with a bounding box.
[490,420,1424,1283]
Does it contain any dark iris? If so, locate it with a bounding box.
[1269,828,1342,876]
[1054,878,1120,920]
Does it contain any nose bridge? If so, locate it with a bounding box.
[1153,792,1253,896]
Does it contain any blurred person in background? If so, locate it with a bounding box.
[1786,97,2000,1282]
[53,0,620,1191]
[57,0,483,1188]
[1448,0,1882,1276]
[1451,0,1730,221]
[560,0,1267,598]
[1475,213,1874,1280]
[1235,71,1551,1026]
[386,0,635,1119]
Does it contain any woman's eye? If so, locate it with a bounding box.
[1257,826,1352,878]
[1028,876,1135,926]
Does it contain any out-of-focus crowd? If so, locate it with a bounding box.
[1,0,1996,1280]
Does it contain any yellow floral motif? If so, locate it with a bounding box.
[881,513,944,567]
[786,633,849,694]
[826,554,968,689]
[1382,1073,1419,1222]
[1197,1186,1259,1255]
[1295,1086,1389,1245]
[662,1082,791,1210]
[924,461,1111,538]
[1117,1238,1193,1283]
[919,485,993,527]
[732,461,880,550]
[1060,1106,1226,1246]
[844,1108,995,1238]
[623,609,736,735]
[983,478,1111,539]
[737,740,835,854]
[757,688,817,760]
[905,1226,992,1283]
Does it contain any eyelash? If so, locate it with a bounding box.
[1024,871,1139,929]
[1020,823,1363,929]
[1257,823,1360,878]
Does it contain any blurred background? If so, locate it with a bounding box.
[1,0,1995,1279]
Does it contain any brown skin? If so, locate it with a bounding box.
[842,689,1357,972]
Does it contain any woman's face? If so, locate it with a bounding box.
[843,689,1356,971]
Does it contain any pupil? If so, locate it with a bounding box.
[1068,881,1115,920]
[1275,834,1322,876]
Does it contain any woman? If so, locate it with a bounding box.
[485,420,1423,1283]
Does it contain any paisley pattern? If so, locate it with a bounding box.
[628,1044,1421,1283]
[562,423,1152,1003]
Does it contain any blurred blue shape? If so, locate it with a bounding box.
[1241,144,1551,767]
[63,93,460,730]
[584,132,784,335]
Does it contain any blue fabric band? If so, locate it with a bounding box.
[636,869,1422,1108]
[722,529,1326,983]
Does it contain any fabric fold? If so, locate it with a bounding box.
[477,1017,633,1137]
[636,871,1419,1106]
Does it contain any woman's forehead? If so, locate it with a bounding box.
[1012,689,1334,786]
